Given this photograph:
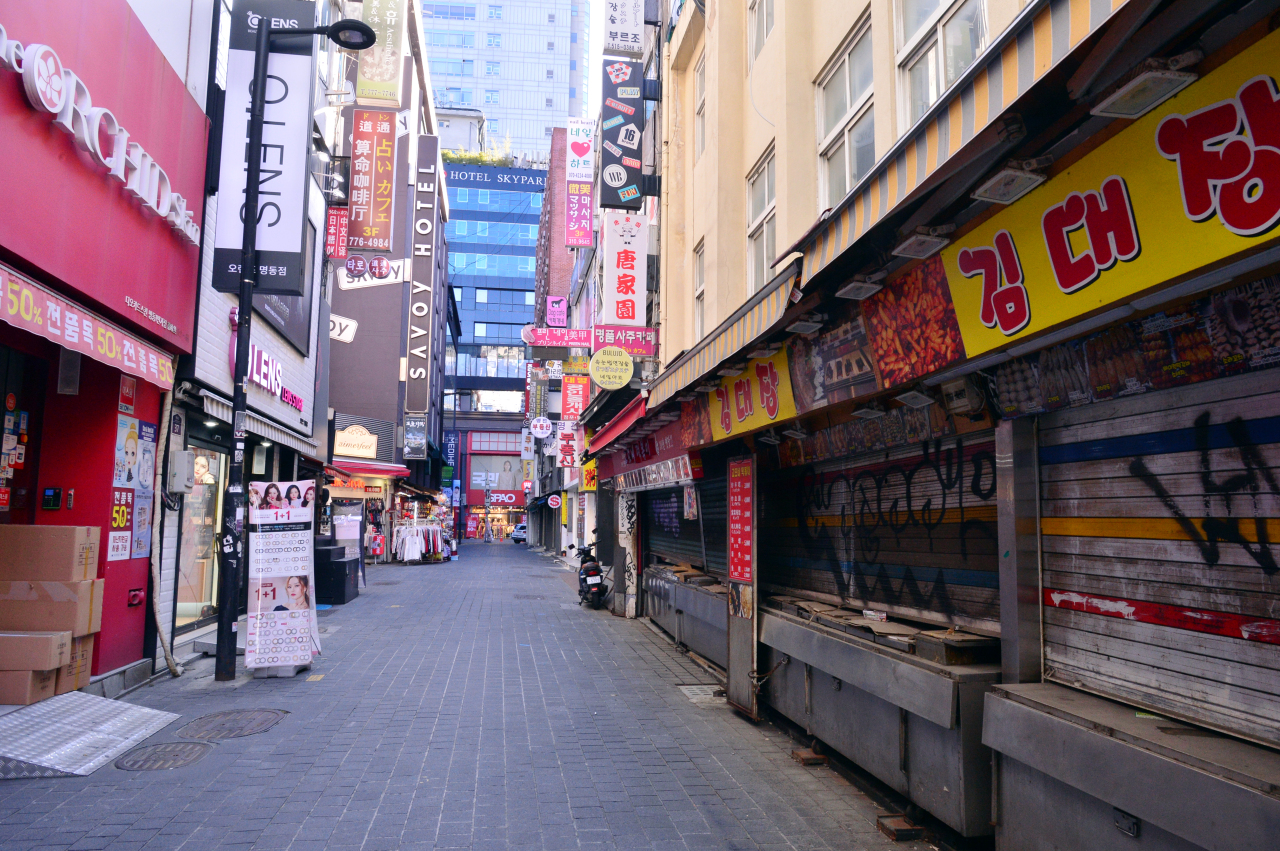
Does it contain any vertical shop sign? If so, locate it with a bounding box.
[561,375,590,422]
[603,0,644,57]
[356,0,406,107]
[348,111,397,252]
[566,117,596,246]
[727,458,754,584]
[520,429,535,459]
[602,214,647,326]
[599,61,645,210]
[245,480,320,668]
[547,297,569,328]
[557,422,578,468]
[325,207,349,259]
[406,134,440,412]
[403,415,427,460]
[108,417,156,561]
[443,430,460,467]
[214,0,316,297]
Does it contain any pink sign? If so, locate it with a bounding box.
[566,181,594,247]
[0,264,175,390]
[728,458,754,583]
[522,327,593,348]
[591,325,658,356]
[547,297,568,328]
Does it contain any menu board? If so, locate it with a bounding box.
[727,458,754,584]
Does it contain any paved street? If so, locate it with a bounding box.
[0,543,927,851]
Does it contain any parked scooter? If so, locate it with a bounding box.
[568,543,608,609]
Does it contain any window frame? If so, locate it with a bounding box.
[896,0,987,131]
[817,23,875,210]
[693,241,706,340]
[748,0,775,64]
[746,152,777,295]
[694,53,707,161]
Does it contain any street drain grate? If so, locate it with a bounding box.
[115,742,212,771]
[372,581,401,586]
[678,685,725,706]
[177,709,288,740]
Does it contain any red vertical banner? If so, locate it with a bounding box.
[727,458,754,583]
[347,110,396,252]
[325,207,349,259]
[561,375,591,422]
[566,181,594,247]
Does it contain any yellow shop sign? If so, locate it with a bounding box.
[707,349,798,441]
[941,29,1280,358]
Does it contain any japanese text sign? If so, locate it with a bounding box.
[566,118,596,181]
[566,181,595,247]
[599,60,645,210]
[0,264,174,390]
[592,325,658,356]
[708,349,798,442]
[561,376,591,422]
[727,458,754,583]
[325,207,349,259]
[524,327,593,347]
[356,0,406,108]
[603,0,644,58]
[603,214,647,326]
[941,30,1280,357]
[347,110,397,252]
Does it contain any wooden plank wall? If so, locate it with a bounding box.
[760,432,1000,630]
[1039,370,1280,746]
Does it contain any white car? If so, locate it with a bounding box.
[511,523,527,544]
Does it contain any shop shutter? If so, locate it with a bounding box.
[759,431,999,630]
[1038,371,1280,746]
[699,476,728,576]
[640,477,727,574]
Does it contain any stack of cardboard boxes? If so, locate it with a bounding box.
[0,527,102,705]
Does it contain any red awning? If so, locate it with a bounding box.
[334,460,412,478]
[589,394,646,454]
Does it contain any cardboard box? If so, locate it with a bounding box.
[0,580,104,637]
[0,669,57,705]
[0,526,100,582]
[0,630,72,670]
[54,634,94,695]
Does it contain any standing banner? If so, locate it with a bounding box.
[356,0,406,108]
[245,479,320,669]
[213,0,316,297]
[566,117,596,247]
[599,61,644,210]
[602,213,647,325]
[406,134,440,412]
[348,111,398,253]
[726,456,758,719]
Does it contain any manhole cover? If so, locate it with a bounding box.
[678,685,725,706]
[177,709,288,740]
[372,581,400,586]
[115,742,212,771]
[514,594,545,600]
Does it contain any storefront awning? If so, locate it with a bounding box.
[796,0,1133,287]
[200,392,318,457]
[336,460,412,478]
[646,263,797,409]
[588,393,646,454]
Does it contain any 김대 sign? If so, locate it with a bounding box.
[246,479,320,669]
[214,0,315,298]
[599,60,645,210]
[347,110,397,253]
[709,349,798,441]
[941,29,1280,358]
[590,346,634,390]
[603,215,647,326]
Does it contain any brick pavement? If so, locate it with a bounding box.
[0,542,930,851]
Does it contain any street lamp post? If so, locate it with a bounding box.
[215,17,376,682]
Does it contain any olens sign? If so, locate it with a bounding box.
[0,1,205,351]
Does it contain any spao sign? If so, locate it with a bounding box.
[0,23,200,244]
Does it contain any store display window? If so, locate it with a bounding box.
[175,447,226,631]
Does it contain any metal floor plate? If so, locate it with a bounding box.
[177,708,287,740]
[679,684,726,706]
[0,692,179,778]
[115,741,212,771]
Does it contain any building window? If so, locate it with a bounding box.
[424,3,476,20]
[749,0,774,62]
[488,119,498,134]
[457,188,469,203]
[525,291,535,305]
[693,242,706,339]
[475,322,487,337]
[546,69,554,79]
[456,221,468,236]
[485,89,500,104]
[900,0,986,126]
[547,40,555,51]
[532,194,543,208]
[426,30,475,48]
[546,97,554,108]
[431,58,474,77]
[476,221,489,236]
[571,32,577,43]
[477,189,490,205]
[820,28,875,207]
[436,87,473,105]
[570,59,577,70]
[570,87,577,98]
[694,54,706,160]
[476,289,488,303]
[488,4,502,19]
[545,127,554,136]
[487,32,501,47]
[485,61,500,76]
[747,154,776,294]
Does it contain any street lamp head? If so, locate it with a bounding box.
[327,19,376,51]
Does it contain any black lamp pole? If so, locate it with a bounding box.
[215,19,374,681]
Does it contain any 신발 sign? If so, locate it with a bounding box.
[941,29,1280,358]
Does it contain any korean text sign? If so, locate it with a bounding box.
[592,325,658,356]
[325,207,348,259]
[566,117,596,246]
[941,29,1280,358]
[727,458,754,583]
[561,375,591,422]
[356,0,406,108]
[603,0,644,57]
[709,349,798,441]
[599,60,645,210]
[347,110,397,252]
[245,480,320,668]
[603,214,647,326]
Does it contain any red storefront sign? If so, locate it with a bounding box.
[325,207,349,259]
[591,325,658,356]
[0,0,205,352]
[727,458,754,583]
[347,110,396,252]
[561,375,590,422]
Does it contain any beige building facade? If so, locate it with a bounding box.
[660,0,1026,366]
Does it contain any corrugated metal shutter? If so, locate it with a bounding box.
[758,432,999,630]
[1039,371,1280,746]
[643,488,704,567]
[699,477,727,576]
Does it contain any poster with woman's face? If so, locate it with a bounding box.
[113,416,139,488]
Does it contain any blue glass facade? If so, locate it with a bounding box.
[444,164,547,389]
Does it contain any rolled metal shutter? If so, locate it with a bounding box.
[1038,371,1280,746]
[698,476,728,576]
[642,488,704,567]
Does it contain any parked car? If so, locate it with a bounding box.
[511,523,527,544]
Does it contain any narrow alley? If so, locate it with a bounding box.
[0,544,926,851]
